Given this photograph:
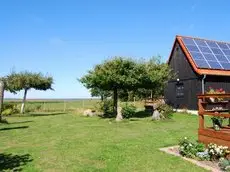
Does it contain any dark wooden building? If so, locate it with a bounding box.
[165,35,230,110]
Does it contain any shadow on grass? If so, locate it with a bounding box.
[28,112,66,117]
[0,126,29,131]
[98,110,152,119]
[10,120,33,124]
[132,110,152,118]
[0,153,33,171]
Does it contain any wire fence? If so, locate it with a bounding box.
[5,99,100,113]
[5,99,145,113]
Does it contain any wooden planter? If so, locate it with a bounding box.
[197,94,230,148]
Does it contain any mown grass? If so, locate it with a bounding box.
[0,113,207,172]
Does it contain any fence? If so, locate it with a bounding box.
[4,99,145,113]
[5,99,100,113]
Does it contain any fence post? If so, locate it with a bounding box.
[64,100,66,112]
[43,102,46,111]
[82,100,85,109]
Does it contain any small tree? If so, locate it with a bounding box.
[80,57,141,121]
[5,71,53,114]
[0,80,4,121]
[80,56,173,120]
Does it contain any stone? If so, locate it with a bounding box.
[152,110,161,120]
[83,109,96,117]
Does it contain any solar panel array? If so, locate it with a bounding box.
[182,37,230,70]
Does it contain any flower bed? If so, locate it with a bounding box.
[160,137,230,171]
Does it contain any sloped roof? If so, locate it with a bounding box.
[168,35,230,76]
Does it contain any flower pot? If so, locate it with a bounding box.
[209,97,216,102]
[211,117,223,129]
[206,97,217,103]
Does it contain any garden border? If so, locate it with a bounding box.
[159,146,220,172]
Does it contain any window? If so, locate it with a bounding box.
[176,83,184,98]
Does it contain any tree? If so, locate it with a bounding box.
[80,57,141,121]
[80,56,174,121]
[0,80,4,121]
[5,71,53,114]
[90,88,111,101]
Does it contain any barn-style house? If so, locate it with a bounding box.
[165,35,230,110]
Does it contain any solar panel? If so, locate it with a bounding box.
[199,46,212,54]
[220,62,230,70]
[217,42,229,50]
[222,49,230,56]
[208,61,222,69]
[182,37,230,70]
[210,48,224,55]
[193,59,210,68]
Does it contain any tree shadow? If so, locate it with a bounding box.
[98,114,115,119]
[0,153,33,171]
[29,112,66,116]
[0,126,29,131]
[10,120,33,124]
[132,110,152,118]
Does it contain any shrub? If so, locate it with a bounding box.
[219,158,230,171]
[179,137,206,159]
[25,104,42,113]
[207,143,230,160]
[121,103,136,119]
[196,151,210,161]
[2,108,13,116]
[97,99,114,117]
[1,103,20,115]
[158,104,174,119]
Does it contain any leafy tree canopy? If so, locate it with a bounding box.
[5,71,53,93]
[80,56,174,119]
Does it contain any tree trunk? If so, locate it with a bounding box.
[101,94,104,101]
[150,90,153,101]
[114,88,122,121]
[113,88,118,116]
[20,89,28,114]
[113,88,118,118]
[0,81,5,121]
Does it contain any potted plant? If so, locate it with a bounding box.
[211,116,223,130]
[206,87,225,102]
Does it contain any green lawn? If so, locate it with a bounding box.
[0,113,207,172]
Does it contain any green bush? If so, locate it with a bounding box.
[97,99,114,117]
[158,104,174,119]
[2,108,13,116]
[2,103,20,115]
[219,158,230,171]
[179,137,207,159]
[121,103,136,119]
[25,103,42,113]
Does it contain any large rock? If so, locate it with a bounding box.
[83,109,96,117]
[152,110,161,120]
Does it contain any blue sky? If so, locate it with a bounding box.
[1,0,230,99]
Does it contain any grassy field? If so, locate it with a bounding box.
[4,99,145,112]
[0,113,207,172]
